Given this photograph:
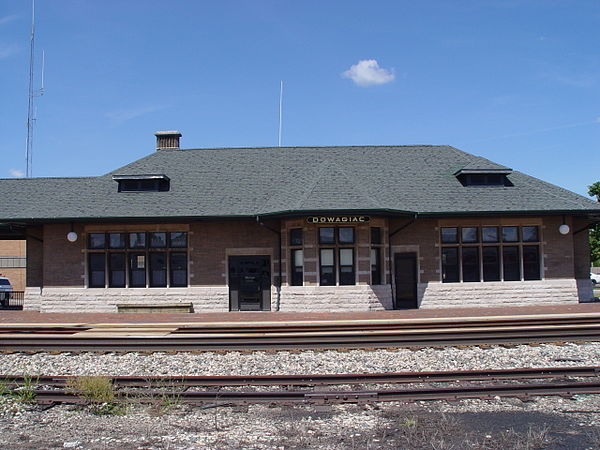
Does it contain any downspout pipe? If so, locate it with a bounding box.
[388,214,418,309]
[256,216,282,311]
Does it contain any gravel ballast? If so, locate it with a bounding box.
[0,342,598,376]
[1,343,600,449]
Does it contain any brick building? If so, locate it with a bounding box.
[0,240,26,291]
[0,131,599,313]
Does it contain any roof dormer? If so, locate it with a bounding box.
[112,174,170,192]
[454,159,513,187]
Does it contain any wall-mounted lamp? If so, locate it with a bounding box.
[559,216,570,235]
[66,223,78,242]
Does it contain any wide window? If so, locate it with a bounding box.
[441,226,540,283]
[319,227,355,286]
[87,231,188,288]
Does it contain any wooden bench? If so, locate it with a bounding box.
[116,303,193,313]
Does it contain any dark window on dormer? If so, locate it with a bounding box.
[118,179,169,192]
[457,174,512,187]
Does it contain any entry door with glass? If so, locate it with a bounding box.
[228,255,271,311]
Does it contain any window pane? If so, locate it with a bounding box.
[293,249,303,267]
[320,249,335,286]
[371,227,381,245]
[441,227,458,244]
[169,232,187,248]
[170,252,187,287]
[89,233,105,249]
[109,253,126,287]
[319,228,335,244]
[129,253,146,287]
[338,227,354,244]
[149,252,167,287]
[461,227,479,243]
[291,249,303,286]
[129,232,146,249]
[88,253,105,287]
[149,232,167,248]
[503,246,520,281]
[289,228,303,246]
[371,248,381,285]
[441,247,459,283]
[320,248,334,266]
[523,246,541,280]
[339,265,355,285]
[522,226,539,242]
[482,247,500,281]
[320,266,335,286]
[462,247,480,282]
[339,248,353,266]
[108,233,126,249]
[502,226,519,242]
[482,227,499,243]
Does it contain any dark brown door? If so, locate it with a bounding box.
[228,256,271,311]
[394,252,418,309]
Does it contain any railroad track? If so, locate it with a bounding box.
[2,314,600,352]
[4,366,600,405]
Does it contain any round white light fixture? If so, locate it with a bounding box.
[66,231,78,242]
[558,224,570,235]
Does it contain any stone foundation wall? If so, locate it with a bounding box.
[24,278,589,313]
[279,285,393,311]
[25,287,230,313]
[419,278,584,308]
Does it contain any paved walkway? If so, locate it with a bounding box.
[1,303,600,326]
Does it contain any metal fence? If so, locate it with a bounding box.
[0,291,24,310]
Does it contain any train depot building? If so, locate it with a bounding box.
[1,131,599,313]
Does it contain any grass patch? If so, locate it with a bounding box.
[12,376,38,404]
[66,376,126,415]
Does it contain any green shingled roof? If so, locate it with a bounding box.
[0,145,598,221]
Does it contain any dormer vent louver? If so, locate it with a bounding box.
[112,174,170,192]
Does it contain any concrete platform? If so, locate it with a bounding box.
[1,303,600,327]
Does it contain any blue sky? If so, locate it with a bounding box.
[1,0,599,197]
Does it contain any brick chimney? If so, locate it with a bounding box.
[154,131,182,150]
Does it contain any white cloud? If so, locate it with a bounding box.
[0,43,19,59]
[9,169,25,177]
[0,14,19,26]
[105,105,168,124]
[342,59,395,87]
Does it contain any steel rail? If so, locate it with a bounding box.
[3,366,599,388]
[2,328,600,351]
[29,380,600,405]
[2,316,600,334]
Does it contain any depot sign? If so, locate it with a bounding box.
[306,216,370,224]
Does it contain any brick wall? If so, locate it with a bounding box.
[25,227,43,289]
[189,220,279,286]
[43,224,85,287]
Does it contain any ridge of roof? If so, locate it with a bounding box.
[164,144,455,152]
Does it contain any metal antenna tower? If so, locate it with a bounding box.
[25,0,44,178]
[278,80,283,147]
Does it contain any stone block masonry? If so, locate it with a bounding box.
[25,278,587,313]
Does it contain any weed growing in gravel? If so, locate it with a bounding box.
[66,376,126,415]
[12,376,38,404]
[0,380,8,396]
